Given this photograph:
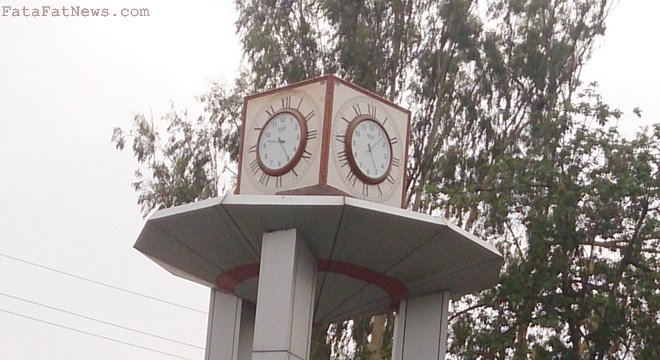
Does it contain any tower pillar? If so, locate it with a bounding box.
[205,289,255,360]
[252,229,317,360]
[392,291,450,360]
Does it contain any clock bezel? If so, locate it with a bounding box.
[256,108,308,177]
[345,115,392,185]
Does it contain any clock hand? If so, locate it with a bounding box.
[372,136,385,148]
[277,137,290,159]
[367,143,377,171]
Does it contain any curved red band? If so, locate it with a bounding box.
[215,259,409,308]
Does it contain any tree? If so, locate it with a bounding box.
[449,84,660,359]
[114,0,660,358]
[112,75,250,217]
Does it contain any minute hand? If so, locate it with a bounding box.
[276,137,290,159]
[371,135,386,149]
[367,143,377,170]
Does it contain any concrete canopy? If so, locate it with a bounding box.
[134,194,503,324]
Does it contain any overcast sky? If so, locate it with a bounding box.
[0,1,657,359]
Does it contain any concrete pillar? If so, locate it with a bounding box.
[205,289,255,360]
[392,291,450,360]
[252,229,317,360]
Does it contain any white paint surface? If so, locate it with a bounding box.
[252,229,316,360]
[392,292,450,360]
[205,290,242,360]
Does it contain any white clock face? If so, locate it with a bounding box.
[332,96,403,202]
[347,117,392,184]
[244,90,320,191]
[257,111,306,176]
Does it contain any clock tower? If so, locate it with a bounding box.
[132,74,502,360]
[236,75,411,208]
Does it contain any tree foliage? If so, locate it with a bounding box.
[449,85,660,359]
[112,75,250,217]
[114,0,660,358]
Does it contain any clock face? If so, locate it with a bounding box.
[332,96,403,202]
[257,110,307,176]
[244,90,320,191]
[346,117,392,184]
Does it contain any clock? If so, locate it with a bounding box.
[345,116,392,184]
[241,89,321,192]
[257,109,307,176]
[331,95,404,202]
[237,75,409,207]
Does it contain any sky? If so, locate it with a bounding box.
[0,1,657,359]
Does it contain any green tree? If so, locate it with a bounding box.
[449,85,660,359]
[112,75,250,216]
[235,0,324,89]
[114,0,660,358]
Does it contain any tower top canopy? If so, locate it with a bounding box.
[135,194,502,324]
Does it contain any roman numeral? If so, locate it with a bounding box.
[391,137,399,145]
[367,103,377,118]
[259,172,270,186]
[248,145,257,153]
[335,134,346,143]
[281,96,291,109]
[362,183,369,196]
[307,130,317,140]
[291,168,298,177]
[296,98,303,110]
[382,117,388,125]
[265,105,276,116]
[352,104,361,116]
[275,176,283,188]
[377,185,383,196]
[386,174,395,184]
[392,157,400,167]
[254,126,263,131]
[337,151,348,167]
[302,150,312,160]
[304,110,315,122]
[347,170,357,186]
[250,159,259,174]
[342,116,351,124]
